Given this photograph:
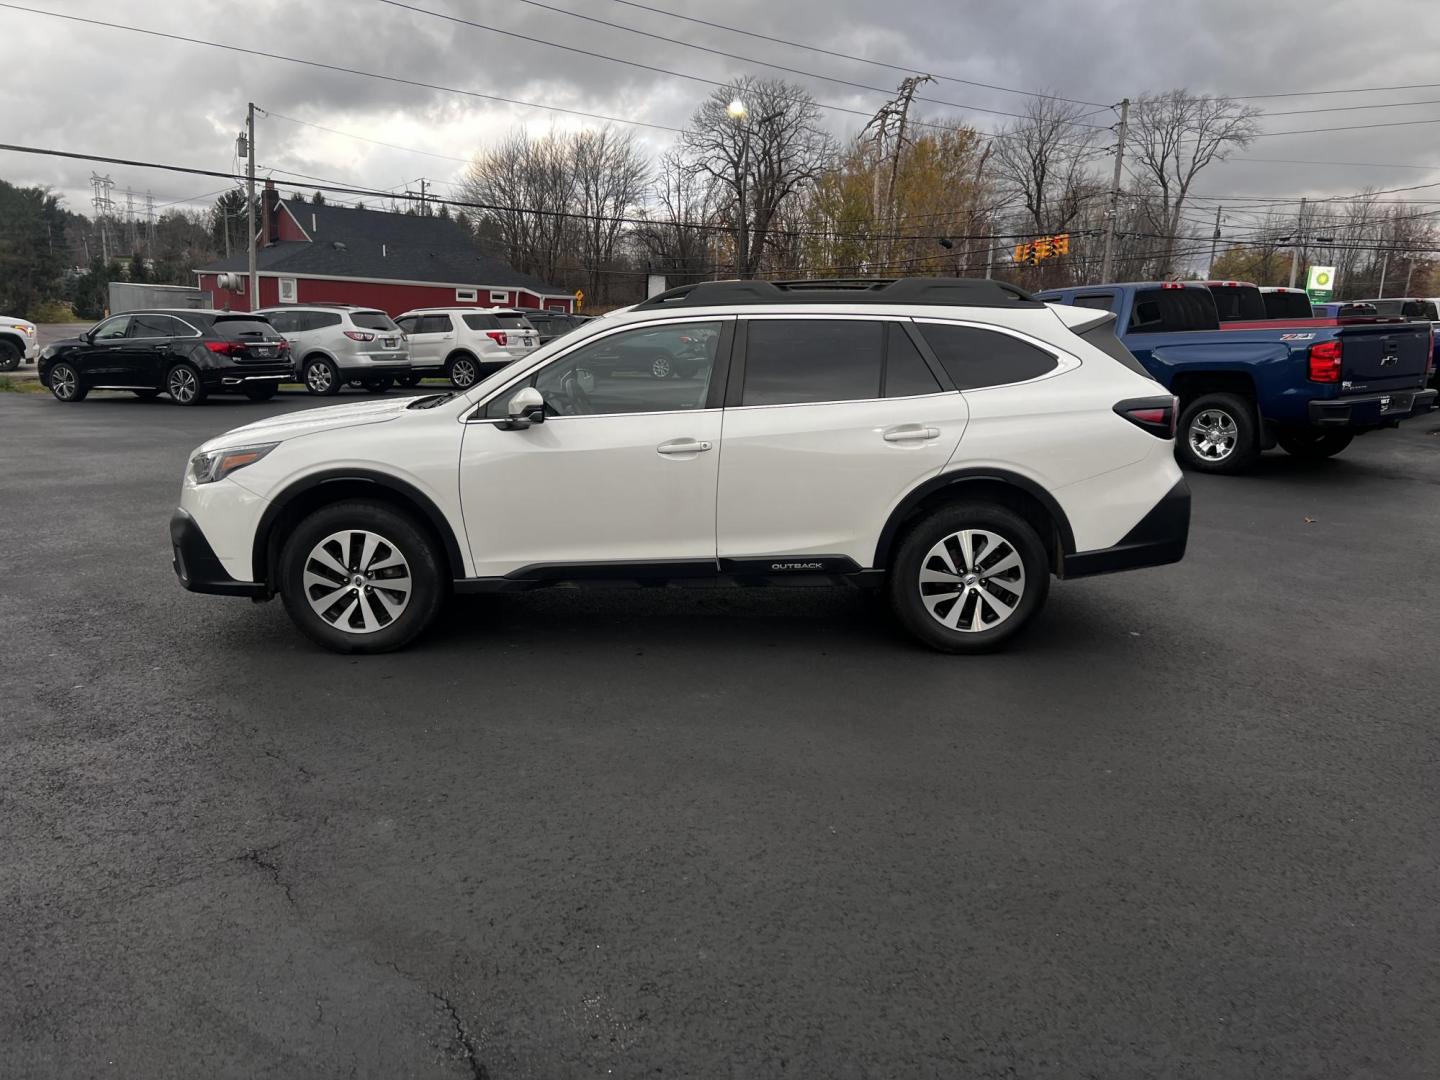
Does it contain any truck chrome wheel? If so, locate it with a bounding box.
[303,529,412,634]
[1188,408,1238,462]
[917,528,1026,633]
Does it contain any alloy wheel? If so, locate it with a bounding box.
[302,529,412,635]
[917,528,1026,633]
[306,362,333,393]
[1188,408,1238,462]
[451,358,477,388]
[168,367,198,404]
[651,355,673,379]
[51,364,78,400]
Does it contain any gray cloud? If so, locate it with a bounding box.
[2,0,1437,227]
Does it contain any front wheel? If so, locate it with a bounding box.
[1177,392,1259,474]
[278,500,445,654]
[166,364,207,406]
[650,354,674,379]
[361,376,394,394]
[397,373,424,387]
[1276,429,1353,459]
[49,362,87,402]
[243,382,278,402]
[888,503,1050,653]
[0,340,20,371]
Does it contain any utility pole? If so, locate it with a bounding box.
[246,102,257,310]
[1207,205,1223,278]
[1287,196,1307,288]
[1377,247,1389,298]
[420,178,428,216]
[1100,97,1129,283]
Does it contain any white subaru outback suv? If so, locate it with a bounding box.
[170,278,1189,654]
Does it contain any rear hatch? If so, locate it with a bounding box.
[1334,322,1432,394]
[212,316,287,365]
[495,312,539,354]
[349,310,407,359]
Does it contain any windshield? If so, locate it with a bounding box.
[351,311,399,331]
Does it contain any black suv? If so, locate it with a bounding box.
[523,311,591,346]
[40,310,292,405]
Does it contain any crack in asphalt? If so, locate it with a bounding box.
[232,847,297,908]
[379,960,487,1079]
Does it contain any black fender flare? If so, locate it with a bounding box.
[872,468,1077,569]
[251,468,467,586]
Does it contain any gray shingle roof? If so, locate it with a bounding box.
[197,201,568,295]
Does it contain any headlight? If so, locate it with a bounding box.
[40,345,57,361]
[17,324,35,336]
[190,442,279,484]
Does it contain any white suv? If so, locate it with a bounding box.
[170,278,1189,654]
[394,307,539,388]
[257,305,411,395]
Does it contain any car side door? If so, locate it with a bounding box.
[457,317,732,578]
[77,315,135,382]
[128,313,193,386]
[714,316,969,570]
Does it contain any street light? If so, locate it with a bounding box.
[726,99,748,121]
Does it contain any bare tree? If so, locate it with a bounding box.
[990,97,1100,236]
[680,76,835,277]
[461,128,577,285]
[634,150,722,284]
[1129,90,1261,275]
[570,128,649,304]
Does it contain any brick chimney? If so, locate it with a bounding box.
[262,180,280,246]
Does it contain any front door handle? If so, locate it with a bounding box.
[883,424,941,442]
[657,438,713,455]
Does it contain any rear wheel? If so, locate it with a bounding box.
[131,388,161,400]
[278,500,445,654]
[0,340,20,371]
[304,356,341,396]
[243,382,278,402]
[1177,392,1259,474]
[1276,428,1353,459]
[888,503,1049,653]
[446,353,479,389]
[49,362,87,402]
[166,364,206,406]
[361,376,394,394]
[397,373,424,387]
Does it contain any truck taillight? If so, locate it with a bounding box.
[1308,339,1343,383]
[486,331,508,346]
[1113,396,1178,439]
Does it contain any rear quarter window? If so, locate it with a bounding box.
[1077,321,1155,380]
[1129,289,1216,334]
[914,323,1058,390]
[463,314,501,331]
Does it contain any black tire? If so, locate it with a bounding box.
[131,388,161,400]
[48,362,87,402]
[1276,428,1354,459]
[397,373,424,387]
[361,376,394,394]
[278,500,445,655]
[0,339,20,371]
[1176,392,1260,474]
[303,356,341,396]
[446,352,480,389]
[888,502,1050,654]
[166,363,207,406]
[243,382,278,402]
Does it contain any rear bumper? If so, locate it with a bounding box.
[170,508,265,598]
[1308,388,1437,427]
[1061,478,1190,579]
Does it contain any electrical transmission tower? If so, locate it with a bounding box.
[145,191,157,252]
[90,173,115,263]
[124,189,138,252]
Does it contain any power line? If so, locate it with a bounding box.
[1237,81,1440,101]
[263,110,475,164]
[0,2,686,133]
[1262,96,1440,117]
[592,0,1108,107]
[1254,116,1440,137]
[371,0,1110,132]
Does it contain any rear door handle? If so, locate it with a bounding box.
[657,438,713,454]
[883,424,940,442]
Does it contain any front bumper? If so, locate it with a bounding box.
[1308,388,1437,427]
[24,339,40,362]
[1061,478,1191,579]
[170,508,265,598]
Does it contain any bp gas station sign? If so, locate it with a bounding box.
[1306,265,1336,302]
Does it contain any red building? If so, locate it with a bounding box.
[196,185,574,316]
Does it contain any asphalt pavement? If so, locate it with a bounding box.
[2,388,1438,1079]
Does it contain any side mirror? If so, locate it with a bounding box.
[80,330,93,344]
[500,386,546,430]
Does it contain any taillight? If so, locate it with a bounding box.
[1114,396,1178,439]
[1308,339,1342,383]
[277,338,290,353]
[343,330,376,342]
[205,341,243,356]
[486,331,508,346]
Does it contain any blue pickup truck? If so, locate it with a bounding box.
[1035,282,1437,473]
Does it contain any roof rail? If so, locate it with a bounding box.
[634,277,1041,310]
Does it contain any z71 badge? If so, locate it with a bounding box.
[1279,332,1316,341]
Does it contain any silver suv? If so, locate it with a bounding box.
[259,305,412,396]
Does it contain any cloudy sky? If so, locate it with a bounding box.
[3,0,1439,233]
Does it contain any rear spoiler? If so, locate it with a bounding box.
[1046,303,1115,334]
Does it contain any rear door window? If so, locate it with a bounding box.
[914,323,1058,390]
[420,315,453,334]
[1129,288,1216,333]
[741,319,884,406]
[264,311,295,334]
[883,324,942,397]
[129,313,187,338]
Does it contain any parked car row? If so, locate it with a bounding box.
[36,303,594,405]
